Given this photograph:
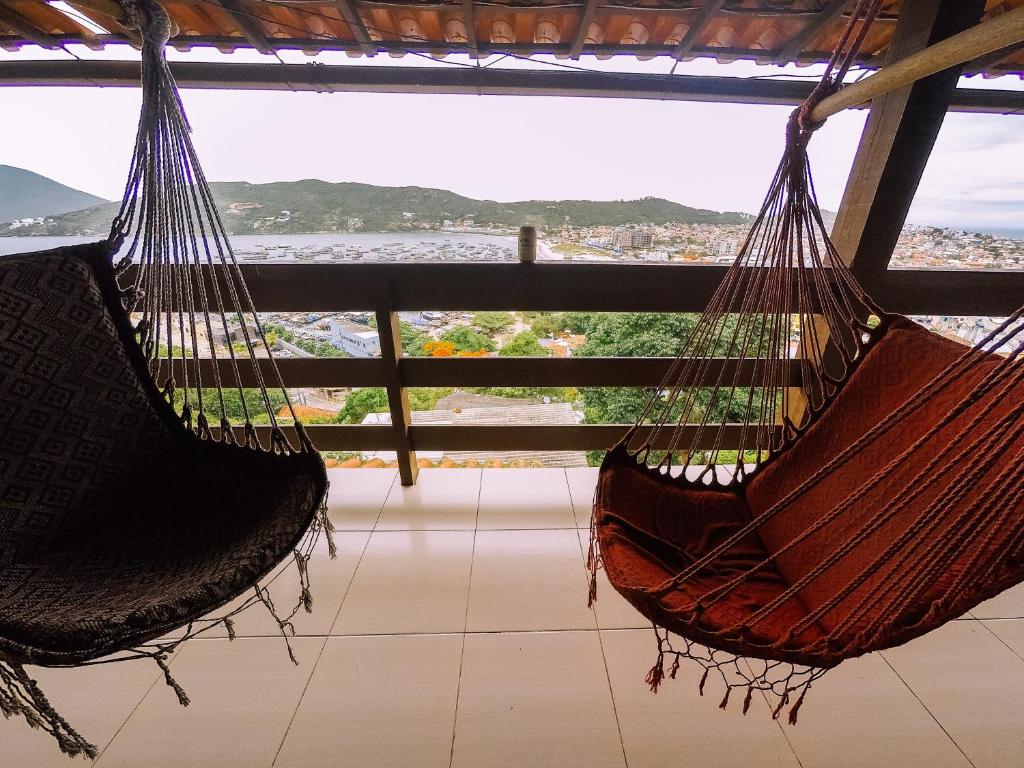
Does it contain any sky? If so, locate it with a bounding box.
[1,42,1023,231]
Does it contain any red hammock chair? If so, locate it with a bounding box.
[587,0,1024,721]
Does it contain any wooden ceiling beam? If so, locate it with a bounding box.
[462,0,477,59]
[671,0,725,61]
[774,0,849,66]
[3,58,1019,116]
[0,3,60,49]
[334,0,376,56]
[569,0,598,60]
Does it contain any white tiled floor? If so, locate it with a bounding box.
[11,468,1024,767]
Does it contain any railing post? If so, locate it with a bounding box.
[376,308,419,485]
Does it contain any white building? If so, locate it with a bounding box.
[327,319,380,358]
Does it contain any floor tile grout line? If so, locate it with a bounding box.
[740,658,805,768]
[182,626,611,640]
[976,618,1024,663]
[448,469,484,768]
[269,472,397,766]
[92,662,175,764]
[878,652,978,768]
[568,479,631,768]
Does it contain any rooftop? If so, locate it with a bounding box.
[2,1,1023,78]
[10,468,1023,767]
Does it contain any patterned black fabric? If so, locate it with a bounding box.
[0,241,326,666]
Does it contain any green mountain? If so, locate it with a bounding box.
[0,166,109,224]
[1,178,751,235]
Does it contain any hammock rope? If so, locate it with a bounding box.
[588,0,1024,722]
[112,0,304,448]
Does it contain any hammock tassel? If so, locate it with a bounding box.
[295,550,314,614]
[771,691,790,721]
[155,654,190,708]
[646,656,665,693]
[321,489,337,560]
[788,686,809,725]
[698,667,709,696]
[0,661,98,759]
[719,686,731,711]
[742,685,754,715]
[223,616,237,641]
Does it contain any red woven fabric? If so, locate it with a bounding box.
[595,316,1024,667]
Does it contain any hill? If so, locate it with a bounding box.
[2,178,751,235]
[0,166,109,224]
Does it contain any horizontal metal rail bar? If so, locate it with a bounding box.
[173,356,803,389]
[1,59,1021,114]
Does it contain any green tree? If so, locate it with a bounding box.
[575,313,697,426]
[400,321,431,357]
[336,388,389,424]
[577,313,773,447]
[468,386,577,402]
[408,387,454,411]
[289,337,345,357]
[564,312,597,335]
[335,387,456,424]
[499,331,549,357]
[472,311,515,335]
[178,387,287,424]
[529,312,568,338]
[440,326,495,353]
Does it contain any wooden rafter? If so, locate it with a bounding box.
[0,2,59,49]
[67,0,144,47]
[671,0,725,61]
[774,0,849,65]
[462,0,478,59]
[334,0,375,56]
[215,0,274,55]
[569,0,599,60]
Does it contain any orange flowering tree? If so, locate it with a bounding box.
[424,340,456,357]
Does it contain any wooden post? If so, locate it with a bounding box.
[832,0,988,280]
[376,308,419,485]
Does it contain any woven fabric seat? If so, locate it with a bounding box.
[596,316,1024,674]
[0,242,326,667]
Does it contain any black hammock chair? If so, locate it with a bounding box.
[0,1,332,758]
[588,0,1024,723]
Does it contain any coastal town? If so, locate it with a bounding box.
[216,219,1024,269]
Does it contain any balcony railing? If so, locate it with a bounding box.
[151,260,1024,484]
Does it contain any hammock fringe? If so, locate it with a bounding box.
[0,661,98,760]
[634,624,826,724]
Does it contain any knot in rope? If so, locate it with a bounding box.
[786,80,834,148]
[119,0,172,48]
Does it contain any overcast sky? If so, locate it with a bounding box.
[1,44,1022,231]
